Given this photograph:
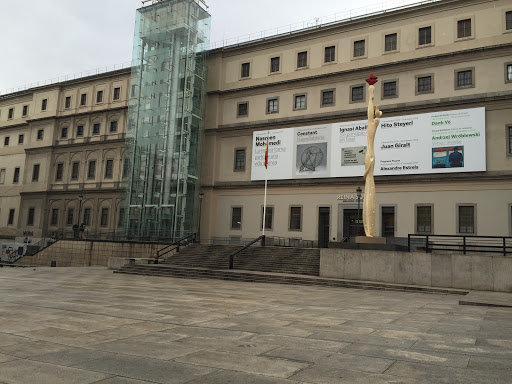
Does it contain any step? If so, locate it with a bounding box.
[114,265,468,295]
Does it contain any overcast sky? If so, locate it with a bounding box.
[0,0,423,93]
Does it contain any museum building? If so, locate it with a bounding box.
[0,0,511,246]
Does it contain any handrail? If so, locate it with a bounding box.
[228,235,265,269]
[155,233,197,264]
[408,234,512,256]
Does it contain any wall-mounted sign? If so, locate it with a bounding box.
[251,107,486,180]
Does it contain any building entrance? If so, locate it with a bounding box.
[343,209,363,238]
[318,207,330,248]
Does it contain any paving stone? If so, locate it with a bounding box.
[411,340,512,358]
[0,359,111,384]
[341,343,470,368]
[74,354,216,384]
[0,340,71,358]
[91,339,199,360]
[372,329,476,344]
[290,365,430,384]
[166,326,254,340]
[92,377,161,384]
[309,331,417,348]
[174,350,309,378]
[0,333,32,347]
[384,361,512,384]
[0,353,18,363]
[185,370,305,384]
[30,347,120,366]
[467,355,512,371]
[245,334,350,352]
[175,336,280,355]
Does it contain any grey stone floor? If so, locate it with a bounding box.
[0,267,511,384]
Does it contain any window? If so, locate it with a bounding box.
[270,57,280,73]
[353,40,365,57]
[18,134,24,144]
[231,207,242,230]
[110,121,118,132]
[458,205,475,233]
[508,126,512,155]
[507,11,512,30]
[8,108,14,119]
[51,209,59,226]
[131,85,137,98]
[241,62,250,78]
[93,123,100,135]
[0,169,5,184]
[351,85,364,102]
[418,26,432,45]
[41,99,48,111]
[8,209,15,225]
[383,81,397,97]
[294,94,306,110]
[457,19,472,38]
[56,163,64,181]
[297,51,307,68]
[67,209,74,226]
[61,127,68,139]
[32,164,40,182]
[113,87,121,100]
[100,208,109,227]
[237,102,248,117]
[261,207,274,230]
[122,158,130,179]
[83,208,91,226]
[65,96,71,109]
[13,167,20,183]
[417,75,432,93]
[37,129,44,140]
[27,208,35,226]
[416,206,432,233]
[321,90,334,106]
[506,64,512,83]
[77,125,84,137]
[289,206,302,231]
[71,162,79,180]
[96,90,103,103]
[87,161,96,179]
[267,98,278,114]
[324,46,335,63]
[118,208,125,228]
[234,149,245,171]
[4,136,9,146]
[80,94,87,106]
[22,105,28,117]
[456,69,473,88]
[105,159,114,179]
[385,33,397,52]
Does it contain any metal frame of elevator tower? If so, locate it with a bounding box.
[124,0,210,241]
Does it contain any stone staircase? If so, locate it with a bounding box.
[113,244,468,295]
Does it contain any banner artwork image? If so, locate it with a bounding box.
[251,107,485,181]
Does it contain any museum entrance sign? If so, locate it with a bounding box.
[251,107,485,181]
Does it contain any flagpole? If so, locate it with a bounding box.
[262,132,269,239]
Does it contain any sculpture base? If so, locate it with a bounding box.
[355,236,386,245]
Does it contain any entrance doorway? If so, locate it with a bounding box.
[318,207,330,248]
[343,209,363,238]
[381,206,395,237]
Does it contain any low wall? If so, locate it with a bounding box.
[320,249,512,293]
[16,240,168,267]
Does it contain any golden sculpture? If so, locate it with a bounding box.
[363,73,382,237]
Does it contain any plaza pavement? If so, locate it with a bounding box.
[0,267,511,384]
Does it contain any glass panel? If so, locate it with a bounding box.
[124,0,211,241]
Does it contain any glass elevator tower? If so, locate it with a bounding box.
[124,0,210,240]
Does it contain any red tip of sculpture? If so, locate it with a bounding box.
[365,73,378,85]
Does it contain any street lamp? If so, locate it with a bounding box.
[198,191,204,243]
[356,187,362,236]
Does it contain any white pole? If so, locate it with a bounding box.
[262,131,269,238]
[262,167,268,238]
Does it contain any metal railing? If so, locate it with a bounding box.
[229,235,266,270]
[408,234,512,256]
[155,233,197,264]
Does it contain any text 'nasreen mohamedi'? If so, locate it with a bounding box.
[255,136,281,146]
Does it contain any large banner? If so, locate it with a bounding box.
[251,107,485,180]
